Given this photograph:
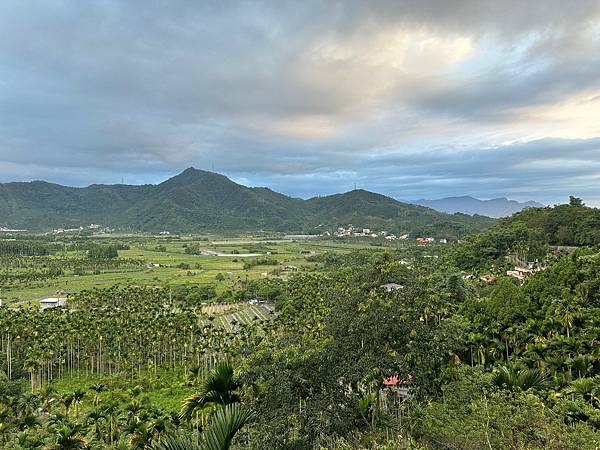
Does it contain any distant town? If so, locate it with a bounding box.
[330,224,448,244]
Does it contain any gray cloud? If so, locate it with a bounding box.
[0,1,599,205]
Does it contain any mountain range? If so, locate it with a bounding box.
[414,196,543,218]
[0,168,494,237]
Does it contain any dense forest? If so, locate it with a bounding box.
[1,200,600,448]
[451,196,600,269]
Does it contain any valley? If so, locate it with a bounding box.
[2,199,600,449]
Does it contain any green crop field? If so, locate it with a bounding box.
[0,234,396,305]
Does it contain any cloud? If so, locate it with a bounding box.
[0,1,599,205]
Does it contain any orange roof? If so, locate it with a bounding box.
[383,373,414,386]
[383,375,399,386]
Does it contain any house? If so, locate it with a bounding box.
[247,298,265,305]
[479,275,497,284]
[380,283,404,292]
[381,374,412,401]
[507,264,540,283]
[40,297,67,311]
[506,270,525,283]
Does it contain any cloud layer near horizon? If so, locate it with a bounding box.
[1,1,599,204]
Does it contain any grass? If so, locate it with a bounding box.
[49,368,195,413]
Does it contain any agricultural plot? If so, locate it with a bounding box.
[0,234,391,304]
[209,303,275,330]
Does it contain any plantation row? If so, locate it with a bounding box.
[0,286,272,390]
[0,256,146,289]
[0,240,60,256]
[0,255,146,270]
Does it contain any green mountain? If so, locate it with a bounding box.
[305,189,493,237]
[0,167,494,236]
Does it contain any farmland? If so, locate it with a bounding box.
[0,232,427,448]
[0,234,400,305]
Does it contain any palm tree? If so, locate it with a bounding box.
[568,377,600,405]
[39,384,58,413]
[14,392,40,417]
[86,408,105,442]
[152,404,252,450]
[71,388,86,421]
[492,365,546,391]
[201,404,253,450]
[128,422,152,450]
[89,383,107,407]
[50,424,91,449]
[180,362,241,422]
[103,402,122,447]
[62,393,75,419]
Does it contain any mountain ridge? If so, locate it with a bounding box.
[0,168,494,237]
[414,195,543,218]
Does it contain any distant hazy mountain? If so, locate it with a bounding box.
[414,196,544,218]
[0,168,494,237]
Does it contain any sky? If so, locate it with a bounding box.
[1,1,600,205]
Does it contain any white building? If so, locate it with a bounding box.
[40,297,67,311]
[380,283,405,292]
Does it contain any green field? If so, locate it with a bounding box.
[0,234,398,305]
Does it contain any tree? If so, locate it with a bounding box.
[50,424,91,449]
[71,389,86,421]
[180,362,241,422]
[152,404,252,450]
[492,366,546,391]
[568,377,600,405]
[569,196,584,207]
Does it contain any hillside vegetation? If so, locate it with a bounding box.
[452,196,600,269]
[0,168,493,237]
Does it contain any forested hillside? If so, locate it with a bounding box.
[0,168,493,237]
[238,247,600,448]
[451,196,600,269]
